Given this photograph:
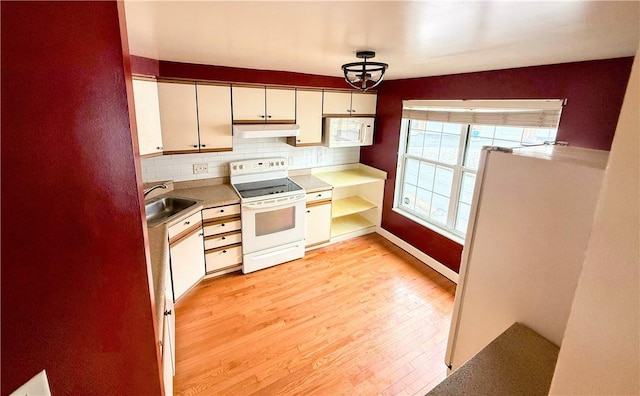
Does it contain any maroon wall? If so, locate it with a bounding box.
[131,55,348,89]
[132,55,160,77]
[1,2,162,394]
[361,57,634,272]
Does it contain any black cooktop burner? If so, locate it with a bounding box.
[233,178,303,199]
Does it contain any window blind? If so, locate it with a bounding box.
[402,100,563,128]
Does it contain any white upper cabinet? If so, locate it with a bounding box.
[323,91,377,116]
[232,86,265,122]
[157,80,232,154]
[158,81,200,154]
[232,86,295,123]
[322,91,352,115]
[265,88,296,122]
[350,92,377,115]
[196,83,232,152]
[132,79,163,156]
[288,89,323,146]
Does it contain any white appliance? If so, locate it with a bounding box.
[445,145,608,372]
[233,124,300,138]
[323,117,374,147]
[230,158,306,273]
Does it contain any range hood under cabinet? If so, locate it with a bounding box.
[232,124,300,138]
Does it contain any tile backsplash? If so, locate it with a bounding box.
[141,136,360,182]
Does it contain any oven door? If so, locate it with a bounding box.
[241,194,306,254]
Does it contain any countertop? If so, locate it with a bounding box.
[146,183,240,337]
[167,184,240,209]
[290,174,333,193]
[427,323,559,395]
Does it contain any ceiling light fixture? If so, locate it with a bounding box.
[341,50,389,92]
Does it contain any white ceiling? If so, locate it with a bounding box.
[124,1,640,80]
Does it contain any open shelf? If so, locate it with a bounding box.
[332,196,376,218]
[314,169,383,188]
[331,214,375,237]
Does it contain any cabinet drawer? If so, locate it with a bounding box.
[203,219,241,236]
[202,204,240,221]
[205,244,243,273]
[204,231,242,250]
[306,189,333,204]
[168,211,202,239]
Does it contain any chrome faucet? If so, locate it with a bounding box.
[143,183,168,197]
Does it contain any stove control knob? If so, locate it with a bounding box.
[232,165,237,170]
[270,162,273,166]
[239,165,244,170]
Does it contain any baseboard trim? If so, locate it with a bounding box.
[376,227,459,284]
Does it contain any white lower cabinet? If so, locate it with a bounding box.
[162,263,175,396]
[305,190,332,247]
[205,244,243,273]
[202,203,243,275]
[169,226,205,301]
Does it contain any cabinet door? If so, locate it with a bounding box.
[132,79,163,156]
[169,230,205,300]
[232,86,265,122]
[196,84,232,152]
[294,90,323,145]
[305,203,332,247]
[323,91,352,115]
[162,263,175,395]
[163,264,175,368]
[162,315,174,396]
[351,93,377,115]
[266,88,296,122]
[158,82,199,154]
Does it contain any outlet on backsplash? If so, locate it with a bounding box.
[193,163,208,174]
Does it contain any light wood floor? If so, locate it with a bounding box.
[174,234,456,396]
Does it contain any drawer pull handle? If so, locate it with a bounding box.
[221,236,226,240]
[164,310,172,316]
[317,194,322,197]
[220,209,224,213]
[222,250,227,253]
[184,221,190,225]
[192,145,198,148]
[221,223,225,227]
[306,210,310,213]
[198,232,203,237]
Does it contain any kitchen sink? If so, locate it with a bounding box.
[145,196,198,226]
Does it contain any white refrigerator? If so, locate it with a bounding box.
[445,145,608,372]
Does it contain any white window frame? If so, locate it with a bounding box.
[393,119,471,244]
[393,100,563,244]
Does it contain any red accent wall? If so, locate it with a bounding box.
[361,58,634,272]
[1,2,162,395]
[131,57,348,89]
[131,55,160,77]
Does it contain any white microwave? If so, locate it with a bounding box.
[323,117,374,148]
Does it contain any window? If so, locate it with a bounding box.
[394,100,562,242]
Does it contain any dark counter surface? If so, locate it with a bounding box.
[428,323,559,395]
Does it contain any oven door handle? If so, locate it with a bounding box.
[242,195,306,210]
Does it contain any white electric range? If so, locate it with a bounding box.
[230,158,306,273]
